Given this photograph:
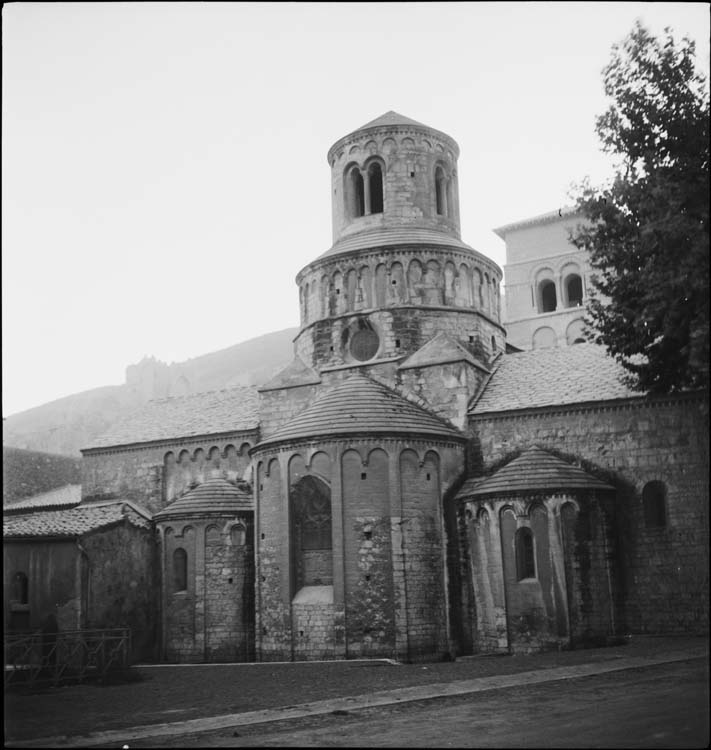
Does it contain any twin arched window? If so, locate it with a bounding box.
[346,162,384,219]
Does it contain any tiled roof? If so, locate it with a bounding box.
[259,356,321,392]
[356,111,430,131]
[493,206,581,238]
[317,227,482,261]
[3,501,151,539]
[255,373,464,449]
[85,387,260,450]
[456,447,614,499]
[399,332,489,372]
[470,343,641,415]
[4,484,81,512]
[154,476,253,520]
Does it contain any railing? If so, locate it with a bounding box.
[4,628,131,688]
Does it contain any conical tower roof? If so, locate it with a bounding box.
[356,110,430,131]
[456,447,614,499]
[154,475,253,521]
[255,373,464,449]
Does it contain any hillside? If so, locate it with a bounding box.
[3,447,83,505]
[3,328,298,456]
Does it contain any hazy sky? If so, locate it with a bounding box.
[2,2,709,416]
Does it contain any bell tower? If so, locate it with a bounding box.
[293,111,504,378]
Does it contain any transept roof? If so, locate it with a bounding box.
[85,386,260,451]
[255,372,464,449]
[470,343,640,415]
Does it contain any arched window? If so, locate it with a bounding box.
[435,166,447,215]
[565,274,584,307]
[291,475,332,590]
[346,166,365,219]
[539,280,557,313]
[642,481,667,528]
[368,162,383,214]
[515,528,535,580]
[173,548,188,592]
[12,572,28,604]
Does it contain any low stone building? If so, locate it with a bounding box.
[4,111,708,663]
[3,499,156,661]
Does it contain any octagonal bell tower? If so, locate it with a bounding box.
[293,111,504,381]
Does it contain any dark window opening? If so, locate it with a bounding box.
[515,528,535,580]
[435,167,446,215]
[395,339,401,348]
[173,548,188,592]
[491,335,497,352]
[539,280,557,313]
[565,274,584,307]
[573,338,585,344]
[347,167,365,218]
[643,481,667,528]
[364,530,372,540]
[12,572,28,604]
[368,163,383,214]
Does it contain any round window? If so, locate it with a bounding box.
[350,329,379,361]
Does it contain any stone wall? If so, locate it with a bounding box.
[469,394,709,635]
[160,516,254,662]
[254,438,465,662]
[82,521,158,661]
[82,431,257,513]
[295,305,502,376]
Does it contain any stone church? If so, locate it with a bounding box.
[4,112,708,662]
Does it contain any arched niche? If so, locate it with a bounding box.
[390,262,406,303]
[291,474,333,592]
[532,326,557,350]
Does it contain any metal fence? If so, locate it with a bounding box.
[4,628,131,688]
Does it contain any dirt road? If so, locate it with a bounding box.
[123,659,708,748]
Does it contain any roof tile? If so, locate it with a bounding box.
[456,447,614,499]
[154,476,253,520]
[85,387,259,450]
[3,501,151,538]
[471,344,640,414]
[256,373,463,449]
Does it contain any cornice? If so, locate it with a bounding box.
[469,391,705,422]
[296,241,502,282]
[327,124,459,165]
[294,305,506,340]
[82,429,260,457]
[252,434,467,458]
[493,207,582,239]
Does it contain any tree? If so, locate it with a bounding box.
[571,21,709,395]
